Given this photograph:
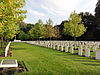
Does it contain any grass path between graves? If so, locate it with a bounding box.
[1,42,100,75]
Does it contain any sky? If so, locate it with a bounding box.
[23,0,98,25]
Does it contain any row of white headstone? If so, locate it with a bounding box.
[25,41,100,59]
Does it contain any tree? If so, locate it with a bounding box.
[17,23,34,40]
[44,19,57,40]
[58,20,70,40]
[18,31,29,40]
[63,11,86,41]
[29,19,45,40]
[0,0,26,47]
[79,12,96,40]
[3,23,19,40]
[46,18,53,26]
[18,22,27,32]
[18,22,34,33]
[95,0,100,40]
[54,25,62,39]
[25,23,34,33]
[95,0,100,26]
[79,12,95,27]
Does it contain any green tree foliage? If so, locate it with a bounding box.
[18,31,29,40]
[79,12,96,40]
[44,19,57,40]
[18,22,27,31]
[29,19,45,40]
[95,0,100,26]
[79,12,95,27]
[3,23,19,40]
[0,0,26,47]
[17,22,34,40]
[95,0,100,40]
[57,21,68,39]
[18,22,34,33]
[46,18,53,26]
[63,11,86,40]
[24,23,34,33]
[54,26,61,39]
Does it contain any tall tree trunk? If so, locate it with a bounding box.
[74,37,76,41]
[50,37,51,41]
[50,37,51,47]
[39,38,40,44]
[15,35,16,40]
[74,37,76,49]
[1,37,3,48]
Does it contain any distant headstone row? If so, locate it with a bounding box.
[24,41,100,60]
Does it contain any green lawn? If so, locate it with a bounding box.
[1,42,100,75]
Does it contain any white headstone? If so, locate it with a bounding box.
[78,46,82,56]
[61,45,64,51]
[65,46,68,52]
[70,46,74,53]
[96,50,100,60]
[93,46,97,52]
[57,45,60,50]
[53,44,55,49]
[50,43,52,48]
[85,47,90,57]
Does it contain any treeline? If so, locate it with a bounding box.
[17,19,57,40]
[1,0,100,42]
[17,11,99,41]
[56,12,96,41]
[17,0,100,41]
[16,11,91,41]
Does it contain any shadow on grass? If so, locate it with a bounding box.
[56,53,67,56]
[73,59,100,62]
[55,52,100,66]
[13,48,27,51]
[56,53,85,59]
[82,63,100,66]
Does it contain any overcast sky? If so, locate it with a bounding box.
[23,0,98,25]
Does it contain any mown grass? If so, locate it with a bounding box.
[0,42,100,75]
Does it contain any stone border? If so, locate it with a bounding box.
[0,59,18,68]
[5,42,11,57]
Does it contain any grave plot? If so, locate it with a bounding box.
[9,42,100,75]
[0,59,18,68]
[0,59,28,75]
[25,41,100,60]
